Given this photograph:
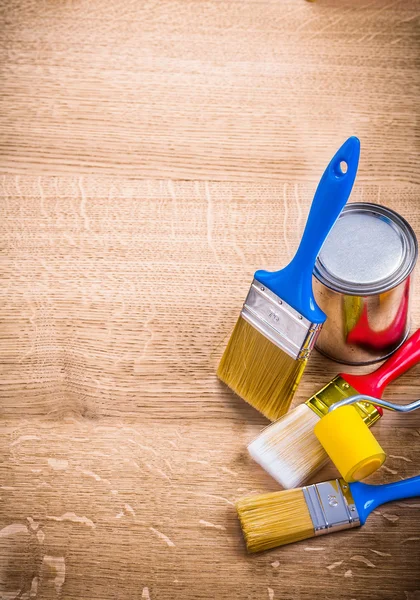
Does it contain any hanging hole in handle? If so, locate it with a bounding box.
[340,161,348,174]
[333,159,348,178]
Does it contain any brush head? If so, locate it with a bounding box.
[248,378,382,489]
[237,479,361,553]
[217,316,307,420]
[236,487,315,553]
[248,404,326,489]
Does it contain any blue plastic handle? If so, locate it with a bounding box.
[255,136,360,323]
[350,474,420,525]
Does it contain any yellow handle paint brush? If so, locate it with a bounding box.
[248,328,420,489]
[217,137,360,421]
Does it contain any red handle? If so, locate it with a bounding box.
[341,328,420,398]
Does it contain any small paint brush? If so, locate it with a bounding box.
[217,137,360,420]
[248,328,420,489]
[236,474,420,553]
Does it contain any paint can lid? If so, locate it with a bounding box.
[314,203,418,295]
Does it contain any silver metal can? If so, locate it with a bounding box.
[313,202,418,365]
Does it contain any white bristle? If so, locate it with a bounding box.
[248,404,329,489]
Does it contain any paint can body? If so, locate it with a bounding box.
[313,203,417,365]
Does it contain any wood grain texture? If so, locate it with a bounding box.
[0,177,419,599]
[0,1,420,599]
[0,0,419,182]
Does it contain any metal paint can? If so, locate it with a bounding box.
[313,202,418,365]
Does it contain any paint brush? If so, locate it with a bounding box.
[248,328,420,489]
[217,137,360,420]
[236,474,420,553]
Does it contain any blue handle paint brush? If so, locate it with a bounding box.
[217,137,361,420]
[236,474,420,553]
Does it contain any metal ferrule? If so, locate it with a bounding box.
[303,478,360,535]
[305,375,382,426]
[240,279,323,360]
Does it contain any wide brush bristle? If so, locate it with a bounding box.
[217,317,306,420]
[236,488,315,552]
[248,404,328,489]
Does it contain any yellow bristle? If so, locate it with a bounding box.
[236,488,314,553]
[248,404,326,489]
[217,317,307,420]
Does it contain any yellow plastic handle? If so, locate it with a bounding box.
[314,405,386,482]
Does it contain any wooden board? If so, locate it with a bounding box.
[0,1,419,599]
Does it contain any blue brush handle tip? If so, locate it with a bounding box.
[350,475,420,525]
[255,137,360,322]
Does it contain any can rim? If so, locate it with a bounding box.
[313,202,418,296]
